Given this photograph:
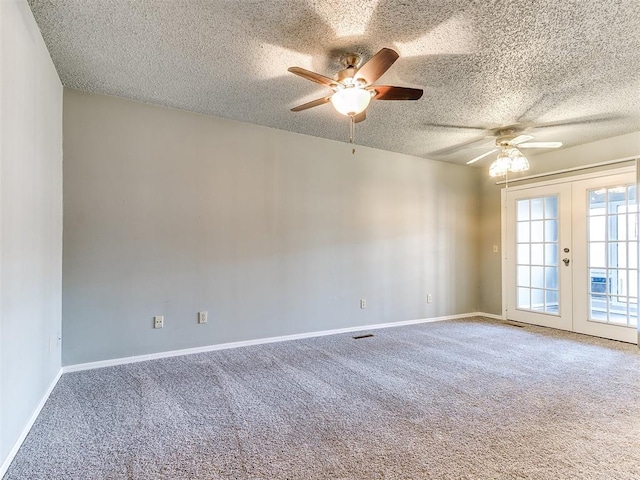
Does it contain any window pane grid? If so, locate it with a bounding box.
[588,185,638,327]
[516,195,559,315]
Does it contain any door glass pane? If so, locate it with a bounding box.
[531,198,544,220]
[531,244,544,265]
[531,221,544,242]
[544,220,558,242]
[545,290,559,314]
[609,215,626,240]
[608,187,626,214]
[587,184,638,327]
[627,270,638,297]
[590,268,607,294]
[545,244,558,266]
[517,199,530,221]
[629,215,638,241]
[629,297,638,327]
[531,289,545,311]
[589,217,605,241]
[609,243,626,268]
[517,244,530,264]
[545,267,558,289]
[590,294,607,321]
[628,242,637,269]
[545,196,558,218]
[531,266,544,288]
[517,266,530,287]
[517,222,530,243]
[589,189,606,214]
[629,269,638,298]
[589,242,606,268]
[515,194,560,316]
[517,287,530,309]
[609,297,628,324]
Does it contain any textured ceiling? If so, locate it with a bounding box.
[28,0,640,166]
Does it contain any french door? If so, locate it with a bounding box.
[572,173,638,342]
[505,169,638,343]
[506,183,573,331]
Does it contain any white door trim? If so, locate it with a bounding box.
[501,165,635,192]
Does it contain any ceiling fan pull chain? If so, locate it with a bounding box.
[350,116,357,154]
[350,115,354,144]
[349,115,356,155]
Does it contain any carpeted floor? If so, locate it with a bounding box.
[5,317,640,479]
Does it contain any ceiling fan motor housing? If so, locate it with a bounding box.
[495,128,521,145]
[339,53,363,69]
[334,67,358,84]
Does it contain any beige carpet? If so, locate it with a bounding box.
[5,317,640,479]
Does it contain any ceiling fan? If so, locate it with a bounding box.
[463,129,563,177]
[288,48,423,124]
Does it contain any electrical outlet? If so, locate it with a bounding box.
[427,294,433,303]
[198,311,208,324]
[360,299,367,309]
[154,315,164,329]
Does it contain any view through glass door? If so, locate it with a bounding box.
[505,169,638,343]
[572,173,638,343]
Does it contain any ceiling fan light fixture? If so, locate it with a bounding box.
[330,87,372,116]
[489,150,512,177]
[289,48,423,125]
[509,149,530,172]
[489,146,530,177]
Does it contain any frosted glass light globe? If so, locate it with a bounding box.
[509,149,530,172]
[489,151,512,177]
[331,87,371,116]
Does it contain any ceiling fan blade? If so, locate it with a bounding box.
[370,86,423,101]
[533,114,624,129]
[467,148,499,165]
[430,136,493,156]
[518,142,563,149]
[288,67,338,87]
[424,123,489,131]
[353,110,366,123]
[510,134,534,145]
[354,48,399,85]
[291,96,332,112]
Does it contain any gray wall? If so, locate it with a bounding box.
[0,0,63,469]
[63,89,481,365]
[478,131,640,315]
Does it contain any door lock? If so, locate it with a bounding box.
[563,258,570,266]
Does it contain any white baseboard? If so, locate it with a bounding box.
[0,368,63,478]
[63,312,490,373]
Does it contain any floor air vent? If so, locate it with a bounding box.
[353,334,374,339]
[506,322,525,328]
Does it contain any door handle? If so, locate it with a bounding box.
[563,258,570,266]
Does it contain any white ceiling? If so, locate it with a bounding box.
[28,0,640,166]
